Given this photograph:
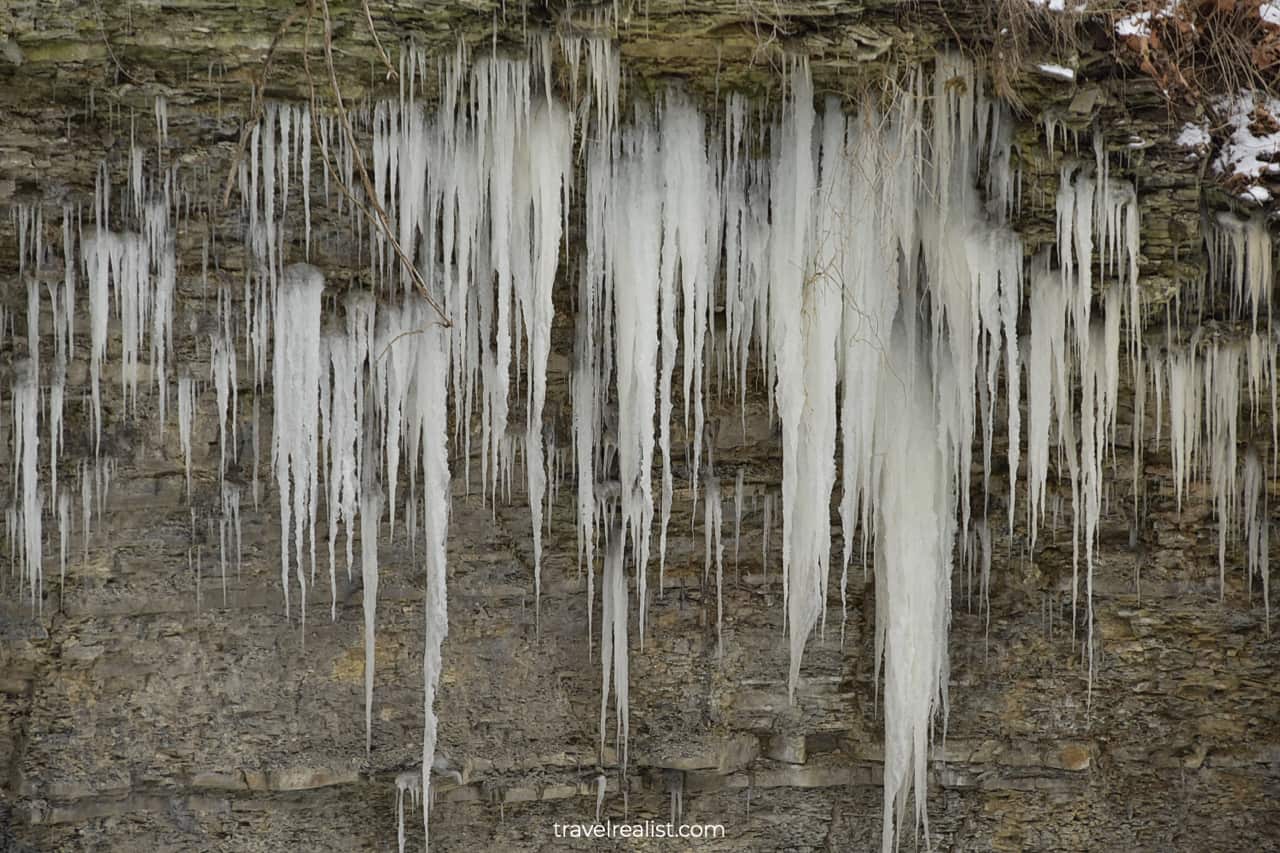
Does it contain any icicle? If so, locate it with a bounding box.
[1207,211,1273,328]
[1243,444,1270,630]
[762,493,773,586]
[49,359,66,513]
[599,519,629,770]
[519,96,572,633]
[769,63,841,698]
[222,482,242,595]
[395,771,421,853]
[211,328,238,489]
[151,232,177,422]
[657,92,716,582]
[61,206,76,361]
[733,468,744,577]
[13,360,43,611]
[704,477,725,658]
[414,306,451,849]
[1206,342,1242,601]
[608,113,662,647]
[874,324,953,853]
[57,493,69,608]
[81,461,93,565]
[324,328,361,615]
[594,773,607,822]
[361,487,384,755]
[273,263,326,628]
[177,371,196,499]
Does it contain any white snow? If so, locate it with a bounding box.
[1241,186,1272,204]
[1037,63,1076,81]
[1116,11,1153,38]
[1176,122,1210,148]
[1212,91,1280,200]
[1026,0,1085,10]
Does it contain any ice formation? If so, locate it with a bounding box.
[6,36,1280,853]
[599,520,630,771]
[13,361,43,610]
[360,487,384,755]
[177,372,196,498]
[704,476,725,658]
[1243,445,1270,629]
[273,263,326,627]
[394,771,421,853]
[874,324,954,852]
[414,313,452,847]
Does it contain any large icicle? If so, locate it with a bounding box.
[874,324,954,853]
[272,263,326,628]
[323,327,362,617]
[768,61,837,699]
[360,487,384,755]
[413,302,452,849]
[609,115,662,647]
[518,97,572,631]
[13,360,43,610]
[599,519,629,770]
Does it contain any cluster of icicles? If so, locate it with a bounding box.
[3,36,1276,852]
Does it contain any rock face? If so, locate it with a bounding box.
[1,3,1279,853]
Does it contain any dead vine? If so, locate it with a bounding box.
[217,0,449,327]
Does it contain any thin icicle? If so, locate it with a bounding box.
[1243,444,1270,630]
[177,371,196,499]
[273,263,326,629]
[599,519,629,771]
[13,360,43,611]
[704,477,725,658]
[361,487,384,755]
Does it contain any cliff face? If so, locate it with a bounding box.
[2,3,1279,852]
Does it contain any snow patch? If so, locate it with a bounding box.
[1037,63,1076,81]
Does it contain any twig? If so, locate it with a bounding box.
[362,0,400,82]
[220,5,305,208]
[92,0,145,85]
[316,0,450,327]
